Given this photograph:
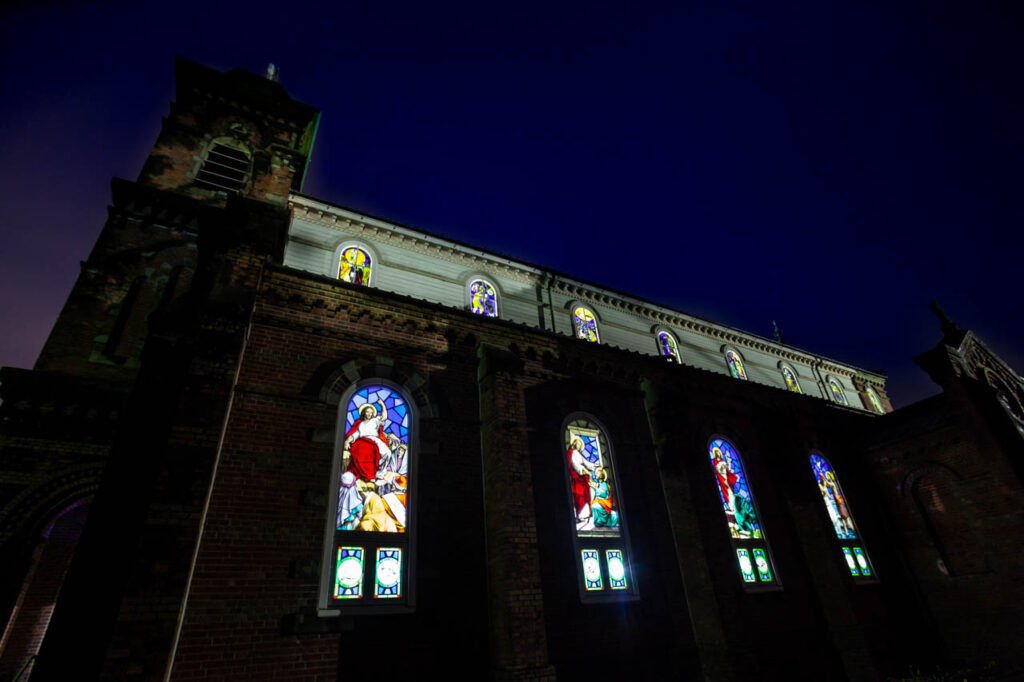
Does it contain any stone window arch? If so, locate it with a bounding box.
[826,375,848,405]
[721,346,748,380]
[778,362,802,393]
[193,136,252,194]
[653,327,681,364]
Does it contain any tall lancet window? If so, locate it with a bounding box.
[468,278,499,317]
[725,349,747,380]
[321,382,414,611]
[809,454,875,581]
[338,246,373,287]
[708,438,778,586]
[564,416,635,597]
[572,307,600,343]
[657,330,681,363]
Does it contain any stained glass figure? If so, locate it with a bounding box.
[573,307,600,343]
[606,549,628,590]
[867,388,885,413]
[334,547,364,598]
[708,439,762,540]
[781,366,802,393]
[469,279,498,317]
[338,385,410,534]
[566,423,620,538]
[338,246,372,286]
[725,350,747,380]
[374,548,402,598]
[828,378,848,405]
[810,455,857,540]
[658,331,680,363]
[736,549,756,583]
[581,549,603,591]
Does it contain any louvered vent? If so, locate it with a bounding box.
[194,143,251,193]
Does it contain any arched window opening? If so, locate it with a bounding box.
[193,138,251,193]
[827,377,848,405]
[810,454,875,581]
[468,278,498,318]
[572,307,600,343]
[781,365,802,393]
[725,350,747,380]
[657,330,680,363]
[321,383,413,611]
[866,387,885,414]
[708,438,778,586]
[338,246,372,287]
[564,416,635,597]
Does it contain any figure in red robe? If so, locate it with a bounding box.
[567,437,596,522]
[343,402,395,482]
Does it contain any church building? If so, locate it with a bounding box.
[1,58,1023,681]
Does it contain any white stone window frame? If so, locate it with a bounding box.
[777,361,803,393]
[463,273,502,319]
[720,345,749,380]
[332,239,379,288]
[566,301,602,343]
[651,325,682,364]
[318,378,419,616]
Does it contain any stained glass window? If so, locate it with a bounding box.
[867,388,884,413]
[828,377,848,405]
[469,279,498,317]
[565,417,634,597]
[572,307,600,343]
[781,366,802,393]
[810,454,876,581]
[324,383,413,609]
[708,438,778,586]
[658,331,680,363]
[725,350,747,380]
[338,246,372,287]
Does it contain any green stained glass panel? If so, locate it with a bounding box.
[374,547,402,598]
[606,549,628,590]
[335,546,364,599]
[736,549,756,583]
[581,549,603,591]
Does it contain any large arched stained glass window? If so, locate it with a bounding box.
[781,365,802,393]
[708,438,778,586]
[810,454,875,580]
[338,246,372,287]
[564,416,634,596]
[468,278,498,317]
[572,307,600,343]
[725,350,747,380]
[827,377,848,405]
[657,330,680,363]
[322,383,413,610]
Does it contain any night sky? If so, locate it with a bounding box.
[2,2,1022,407]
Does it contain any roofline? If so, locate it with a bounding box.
[288,191,887,382]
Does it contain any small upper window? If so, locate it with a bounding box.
[866,387,885,414]
[468,278,499,318]
[780,365,802,393]
[656,330,681,363]
[572,306,600,343]
[339,246,373,287]
[725,349,747,380]
[194,138,252,193]
[827,377,848,405]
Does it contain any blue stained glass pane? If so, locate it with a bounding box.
[726,351,747,380]
[374,548,402,598]
[334,546,364,598]
[736,549,756,583]
[829,379,848,405]
[810,455,858,540]
[709,439,762,540]
[470,280,499,317]
[752,548,772,582]
[581,549,604,591]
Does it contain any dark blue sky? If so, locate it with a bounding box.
[2,2,1022,407]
